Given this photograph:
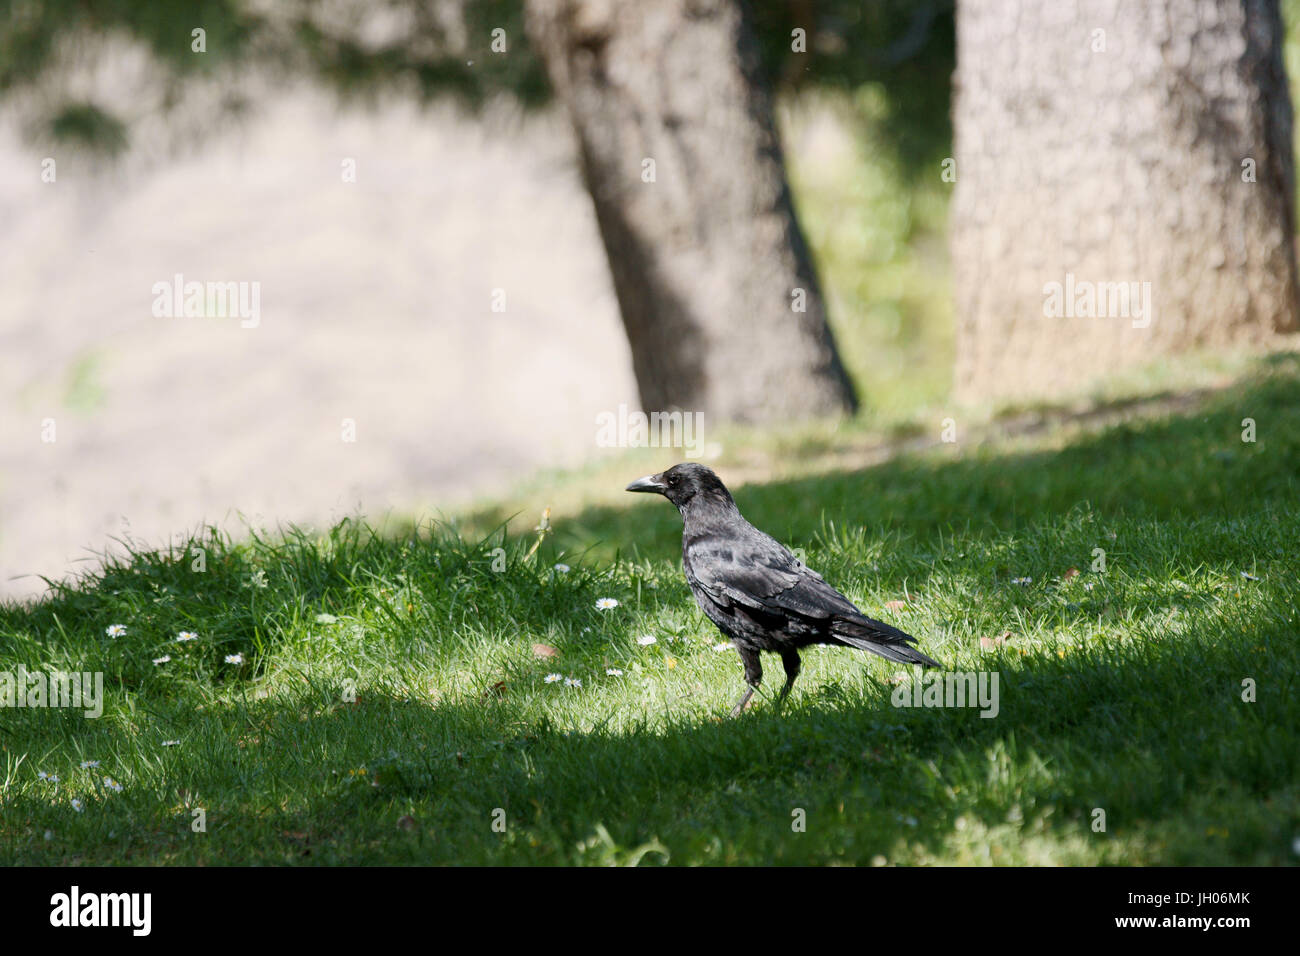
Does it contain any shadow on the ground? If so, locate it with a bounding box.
[6,355,1298,864]
[8,605,1287,865]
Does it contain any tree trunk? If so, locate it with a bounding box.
[526,0,858,423]
[951,0,1300,402]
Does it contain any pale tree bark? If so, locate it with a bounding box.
[526,0,858,423]
[951,0,1300,402]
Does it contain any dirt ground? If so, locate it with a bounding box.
[0,89,638,600]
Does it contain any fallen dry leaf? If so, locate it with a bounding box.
[884,600,908,611]
[980,631,1013,650]
[1063,568,1080,580]
[532,643,559,659]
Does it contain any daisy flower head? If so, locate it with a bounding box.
[103,777,123,793]
[106,624,127,638]
[80,760,99,769]
[162,740,180,748]
[636,635,657,646]
[38,771,59,782]
[71,799,84,813]
[225,653,244,665]
[1011,577,1033,586]
[176,631,198,642]
[544,673,563,684]
[152,656,171,665]
[595,597,619,610]
[606,668,623,676]
[565,677,582,688]
[553,563,571,574]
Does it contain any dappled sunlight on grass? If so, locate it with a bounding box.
[2,356,1298,864]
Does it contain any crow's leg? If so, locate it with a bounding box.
[777,648,801,705]
[730,646,762,717]
[730,686,755,718]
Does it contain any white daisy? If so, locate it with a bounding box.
[161,740,180,747]
[38,771,58,782]
[544,673,563,684]
[71,799,84,812]
[103,777,123,793]
[606,668,624,676]
[106,624,126,638]
[713,642,733,652]
[225,653,244,665]
[80,760,99,769]
[554,563,571,573]
[1011,577,1033,586]
[176,631,198,642]
[636,635,657,646]
[595,597,619,610]
[152,656,171,665]
[564,677,582,688]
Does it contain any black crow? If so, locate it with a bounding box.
[627,462,940,716]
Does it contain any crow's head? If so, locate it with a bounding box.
[625,462,734,512]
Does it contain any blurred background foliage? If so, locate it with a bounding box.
[782,87,953,419]
[759,1,955,416]
[0,1,952,162]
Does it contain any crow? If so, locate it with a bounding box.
[627,462,940,716]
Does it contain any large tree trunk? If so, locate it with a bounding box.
[526,0,858,423]
[951,0,1300,402]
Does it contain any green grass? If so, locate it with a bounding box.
[2,355,1299,865]
[783,90,955,416]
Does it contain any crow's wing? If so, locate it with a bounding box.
[684,527,859,623]
[685,524,940,667]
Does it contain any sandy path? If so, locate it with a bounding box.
[0,90,636,600]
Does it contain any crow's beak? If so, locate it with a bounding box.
[625,474,665,494]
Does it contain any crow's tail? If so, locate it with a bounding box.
[830,615,941,668]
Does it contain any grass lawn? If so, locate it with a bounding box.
[2,354,1299,865]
